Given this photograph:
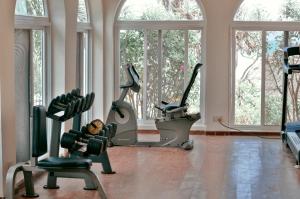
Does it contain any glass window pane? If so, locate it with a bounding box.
[81,32,89,95]
[234,0,300,21]
[15,0,45,16]
[77,0,89,23]
[265,31,284,125]
[186,30,201,114]
[119,0,203,20]
[146,30,159,119]
[120,30,144,119]
[161,30,185,108]
[235,31,262,125]
[32,30,44,106]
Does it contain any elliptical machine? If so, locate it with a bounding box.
[106,63,202,150]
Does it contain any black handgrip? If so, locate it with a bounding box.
[155,105,164,112]
[161,101,169,105]
[112,102,124,118]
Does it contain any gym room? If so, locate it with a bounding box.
[1,0,300,198]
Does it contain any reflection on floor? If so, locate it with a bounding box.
[15,135,300,199]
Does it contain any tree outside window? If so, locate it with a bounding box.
[117,0,204,122]
[233,0,300,126]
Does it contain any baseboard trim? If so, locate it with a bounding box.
[138,130,280,136]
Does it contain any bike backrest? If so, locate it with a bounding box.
[179,63,202,107]
[123,63,141,93]
[284,46,300,65]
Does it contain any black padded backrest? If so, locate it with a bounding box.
[32,106,48,157]
[284,46,300,65]
[126,64,141,93]
[179,63,202,107]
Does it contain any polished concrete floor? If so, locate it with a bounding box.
[15,135,300,199]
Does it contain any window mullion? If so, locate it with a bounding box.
[42,30,46,106]
[232,29,237,125]
[143,30,148,121]
[158,30,162,116]
[29,30,34,114]
[284,31,289,46]
[261,31,266,126]
[184,30,188,87]
[29,29,34,159]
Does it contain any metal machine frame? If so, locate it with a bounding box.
[106,63,202,150]
[281,46,300,166]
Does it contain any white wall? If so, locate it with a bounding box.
[48,0,66,97]
[65,0,78,92]
[101,0,120,119]
[48,0,78,96]
[0,0,17,196]
[202,0,240,131]
[89,0,104,120]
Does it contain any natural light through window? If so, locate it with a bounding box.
[234,0,300,21]
[117,0,204,122]
[77,0,88,23]
[15,0,46,16]
[232,0,300,127]
[119,0,202,20]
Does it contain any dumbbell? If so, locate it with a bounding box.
[47,100,78,121]
[106,123,117,147]
[69,129,108,153]
[61,132,105,156]
[68,90,95,112]
[101,123,117,140]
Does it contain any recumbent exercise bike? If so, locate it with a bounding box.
[106,63,202,150]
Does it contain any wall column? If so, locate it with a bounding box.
[0,0,17,196]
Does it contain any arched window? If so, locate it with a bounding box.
[116,0,205,125]
[15,0,46,16]
[77,0,92,124]
[77,0,89,23]
[232,0,300,129]
[14,0,50,162]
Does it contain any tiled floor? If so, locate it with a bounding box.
[15,135,300,199]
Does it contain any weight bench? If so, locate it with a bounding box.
[6,106,107,199]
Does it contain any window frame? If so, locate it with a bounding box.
[77,0,91,30]
[77,0,93,124]
[115,10,206,128]
[230,21,300,131]
[14,0,51,160]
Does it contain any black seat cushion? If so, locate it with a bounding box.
[163,104,180,111]
[37,157,92,169]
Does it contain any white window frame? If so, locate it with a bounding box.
[77,0,93,123]
[115,18,206,129]
[230,21,300,131]
[14,0,51,159]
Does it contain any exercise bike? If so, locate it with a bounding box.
[106,63,202,150]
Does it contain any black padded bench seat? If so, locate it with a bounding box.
[38,157,92,169]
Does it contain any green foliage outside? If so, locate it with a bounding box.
[15,0,45,16]
[234,0,300,126]
[78,0,88,22]
[32,30,43,105]
[119,0,202,120]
